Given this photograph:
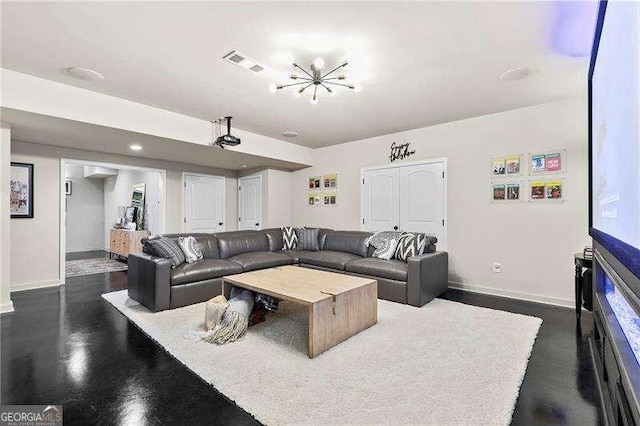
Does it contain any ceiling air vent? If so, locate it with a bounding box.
[223,50,265,74]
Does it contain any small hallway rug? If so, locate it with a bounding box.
[102,290,542,425]
[66,258,128,277]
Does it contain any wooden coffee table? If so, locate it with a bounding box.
[222,265,378,358]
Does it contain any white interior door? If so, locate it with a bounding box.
[399,162,446,248]
[184,174,225,233]
[362,168,400,232]
[238,175,262,230]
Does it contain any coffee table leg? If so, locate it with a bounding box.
[308,281,377,358]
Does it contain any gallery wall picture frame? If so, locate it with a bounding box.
[323,174,338,189]
[323,191,338,206]
[528,177,566,202]
[491,154,523,177]
[528,149,567,175]
[308,176,321,189]
[10,162,34,219]
[307,192,322,207]
[491,180,524,203]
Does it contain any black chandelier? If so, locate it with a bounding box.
[268,58,361,105]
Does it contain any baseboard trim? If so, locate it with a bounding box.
[0,301,15,314]
[65,246,107,253]
[449,281,574,309]
[11,280,60,293]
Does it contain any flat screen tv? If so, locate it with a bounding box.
[589,0,640,282]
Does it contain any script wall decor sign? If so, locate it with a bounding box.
[389,142,416,163]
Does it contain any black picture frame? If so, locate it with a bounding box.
[10,162,34,219]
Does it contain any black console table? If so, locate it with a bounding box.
[574,252,593,319]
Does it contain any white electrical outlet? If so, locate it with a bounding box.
[493,263,502,273]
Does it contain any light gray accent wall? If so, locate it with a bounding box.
[64,164,105,252]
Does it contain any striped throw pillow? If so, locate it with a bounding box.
[147,237,186,268]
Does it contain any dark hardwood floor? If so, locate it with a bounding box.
[1,262,602,425]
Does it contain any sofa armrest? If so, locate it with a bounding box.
[406,251,449,307]
[127,252,172,312]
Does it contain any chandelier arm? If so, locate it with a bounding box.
[320,82,333,93]
[279,81,314,89]
[323,77,345,81]
[321,63,347,79]
[293,63,315,79]
[313,85,318,99]
[324,81,354,89]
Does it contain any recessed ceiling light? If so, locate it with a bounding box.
[239,164,248,169]
[500,67,532,82]
[67,67,104,81]
[129,144,142,151]
[282,131,298,138]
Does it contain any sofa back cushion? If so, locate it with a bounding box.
[262,228,284,251]
[318,228,333,250]
[323,231,372,257]
[215,230,269,259]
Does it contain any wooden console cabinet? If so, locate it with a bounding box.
[109,229,150,259]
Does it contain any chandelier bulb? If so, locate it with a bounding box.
[290,74,298,80]
[352,83,362,93]
[313,58,325,70]
[310,97,319,106]
[268,83,278,93]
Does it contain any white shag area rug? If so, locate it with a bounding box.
[102,290,542,425]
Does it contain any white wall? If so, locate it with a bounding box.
[292,97,589,306]
[103,168,162,245]
[10,141,238,290]
[0,128,14,312]
[64,165,105,252]
[266,169,292,228]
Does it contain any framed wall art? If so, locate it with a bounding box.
[10,162,34,218]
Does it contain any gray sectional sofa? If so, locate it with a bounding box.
[128,228,449,312]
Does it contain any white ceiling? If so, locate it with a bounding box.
[1,2,590,148]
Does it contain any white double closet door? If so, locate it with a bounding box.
[362,160,446,249]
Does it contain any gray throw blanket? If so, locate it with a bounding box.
[205,287,254,345]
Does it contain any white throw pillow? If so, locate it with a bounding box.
[178,236,203,264]
[372,238,399,260]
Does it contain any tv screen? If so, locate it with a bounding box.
[591,1,640,251]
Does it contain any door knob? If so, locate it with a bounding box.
[219,222,224,226]
[255,223,260,227]
[393,226,399,230]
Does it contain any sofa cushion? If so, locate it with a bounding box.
[228,251,293,272]
[262,228,284,251]
[297,228,320,251]
[298,250,362,270]
[170,259,242,285]
[323,231,372,257]
[215,231,270,259]
[346,258,408,281]
[281,250,314,263]
[318,228,333,250]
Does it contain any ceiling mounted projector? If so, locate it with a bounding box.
[215,116,241,148]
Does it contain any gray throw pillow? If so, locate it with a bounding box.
[296,228,320,251]
[178,236,203,264]
[372,237,400,260]
[366,231,402,249]
[146,237,185,268]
